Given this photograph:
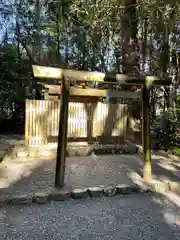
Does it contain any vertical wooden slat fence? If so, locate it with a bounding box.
[25,99,128,146]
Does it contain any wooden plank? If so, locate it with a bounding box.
[69,95,100,103]
[48,95,59,100]
[32,65,172,86]
[33,65,63,79]
[123,104,128,143]
[38,100,44,144]
[44,85,141,99]
[44,100,48,145]
[35,100,38,145]
[29,100,33,145]
[25,100,30,145]
[25,100,130,146]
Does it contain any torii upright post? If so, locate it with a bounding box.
[142,83,151,181]
[32,65,172,187]
[55,76,70,187]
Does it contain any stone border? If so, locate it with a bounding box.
[13,142,138,158]
[0,182,179,207]
[0,142,138,163]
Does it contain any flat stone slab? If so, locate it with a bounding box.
[71,188,89,199]
[16,151,29,157]
[11,194,33,204]
[49,189,71,201]
[33,192,49,204]
[103,186,117,196]
[88,186,104,197]
[116,184,137,194]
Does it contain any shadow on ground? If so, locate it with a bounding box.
[0,152,180,201]
[0,140,180,239]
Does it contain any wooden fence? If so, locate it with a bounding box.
[25,100,128,146]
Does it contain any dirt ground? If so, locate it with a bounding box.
[0,146,180,201]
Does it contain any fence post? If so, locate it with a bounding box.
[55,77,70,188]
[25,100,29,145]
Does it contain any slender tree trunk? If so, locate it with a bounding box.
[121,0,139,78]
[34,0,41,63]
[170,47,178,123]
[65,30,69,68]
[121,1,153,181]
[121,0,139,136]
[142,18,147,74]
[158,9,171,112]
[16,0,21,61]
[161,31,170,112]
[92,41,96,71]
[82,32,88,71]
[56,1,61,65]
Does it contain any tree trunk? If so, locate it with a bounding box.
[160,36,170,112]
[142,18,147,74]
[121,0,140,137]
[56,1,61,65]
[121,0,139,78]
[16,0,21,61]
[121,1,152,181]
[34,0,41,62]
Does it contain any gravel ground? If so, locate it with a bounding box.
[0,152,180,201]
[0,135,180,200]
[0,194,180,240]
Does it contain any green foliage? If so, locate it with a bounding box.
[0,0,180,147]
[151,113,171,150]
[0,43,31,121]
[151,108,180,150]
[175,148,180,156]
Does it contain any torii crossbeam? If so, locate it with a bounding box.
[32,65,172,187]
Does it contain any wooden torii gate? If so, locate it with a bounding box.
[32,65,171,188]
